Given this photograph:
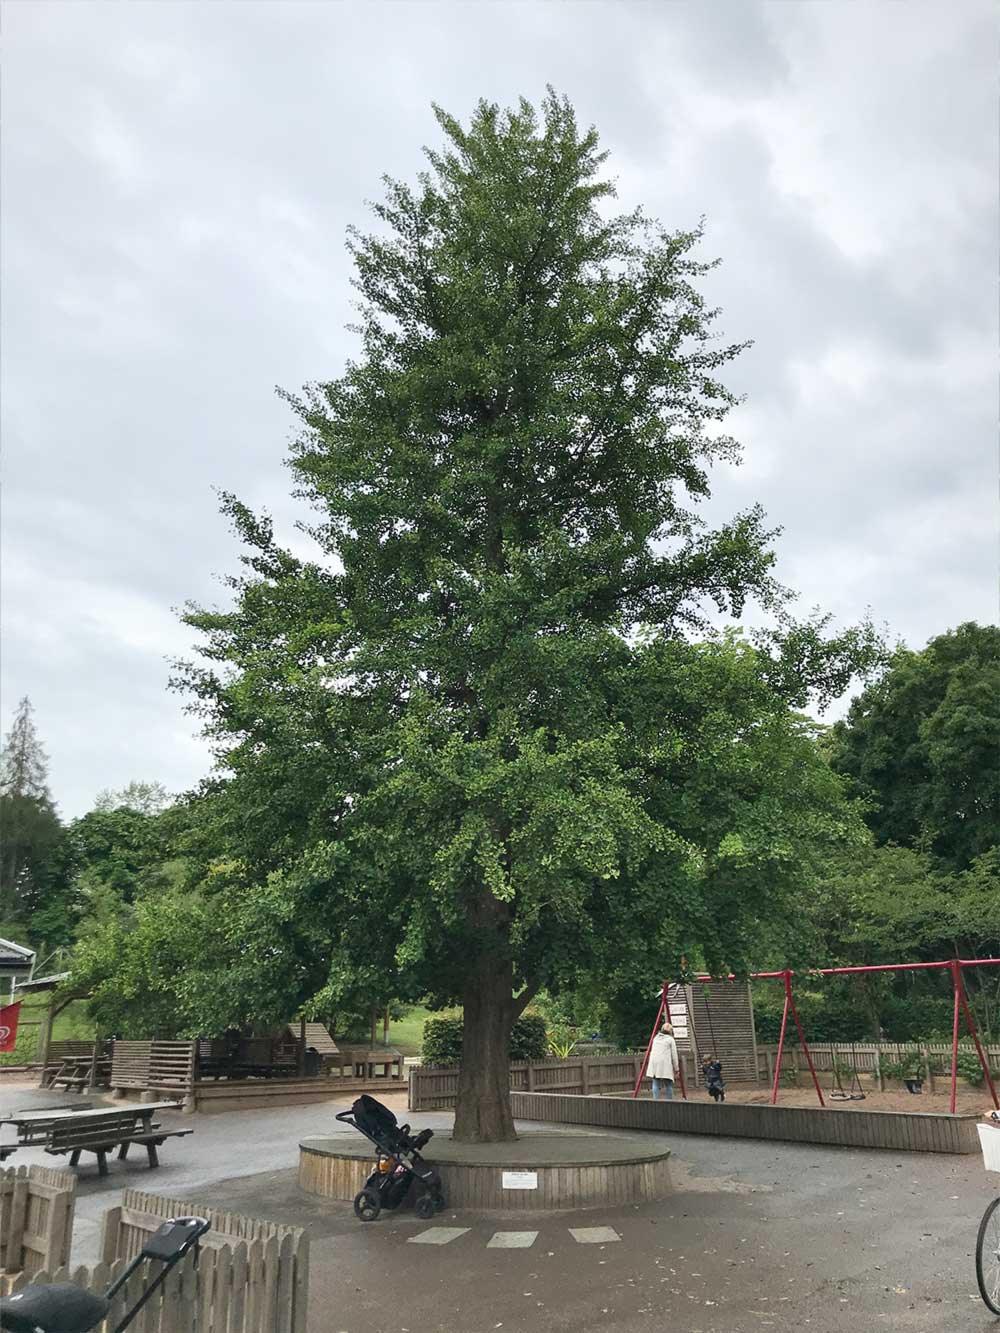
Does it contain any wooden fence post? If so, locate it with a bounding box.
[292,1230,310,1333]
[5,1171,29,1271]
[580,1061,590,1096]
[923,1046,935,1093]
[526,1062,536,1092]
[99,1206,123,1265]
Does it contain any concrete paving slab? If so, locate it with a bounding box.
[487,1230,539,1248]
[407,1226,470,1245]
[569,1226,621,1244]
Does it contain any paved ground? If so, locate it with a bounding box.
[3,1080,998,1331]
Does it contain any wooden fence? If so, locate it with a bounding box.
[0,1165,76,1275]
[2,1189,309,1332]
[758,1040,1000,1089]
[410,1053,698,1110]
[110,1040,197,1097]
[411,1039,1000,1111]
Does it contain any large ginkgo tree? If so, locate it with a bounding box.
[172,93,881,1141]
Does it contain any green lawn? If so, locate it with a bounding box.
[387,1005,428,1056]
[387,1004,442,1057]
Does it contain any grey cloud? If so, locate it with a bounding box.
[3,1,995,814]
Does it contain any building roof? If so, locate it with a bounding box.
[14,971,71,993]
[0,937,35,973]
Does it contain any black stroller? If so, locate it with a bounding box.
[0,1215,209,1332]
[336,1094,446,1222]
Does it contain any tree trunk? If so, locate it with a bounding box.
[453,948,517,1143]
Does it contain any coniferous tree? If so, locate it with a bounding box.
[0,696,62,925]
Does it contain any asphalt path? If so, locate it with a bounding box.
[2,1081,997,1331]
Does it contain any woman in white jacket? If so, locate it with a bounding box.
[647,1021,679,1100]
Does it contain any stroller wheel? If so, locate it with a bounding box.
[354,1188,382,1222]
[433,1193,446,1212]
[414,1193,436,1220]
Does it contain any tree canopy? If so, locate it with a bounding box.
[829,622,999,870]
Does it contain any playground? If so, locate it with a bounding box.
[695,1083,995,1116]
[2,1078,998,1332]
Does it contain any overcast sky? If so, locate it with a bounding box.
[3,1,997,819]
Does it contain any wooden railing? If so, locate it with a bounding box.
[0,1165,76,1275]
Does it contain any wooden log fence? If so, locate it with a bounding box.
[0,1165,76,1275]
[1,1189,309,1332]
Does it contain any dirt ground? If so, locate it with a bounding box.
[670,1082,997,1115]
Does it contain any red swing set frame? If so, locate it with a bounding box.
[633,956,1000,1114]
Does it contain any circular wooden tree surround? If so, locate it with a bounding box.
[299,1131,672,1211]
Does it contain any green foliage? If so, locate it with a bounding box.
[546,1024,577,1059]
[510,1013,549,1061]
[93,781,172,817]
[421,1012,549,1065]
[751,980,874,1044]
[953,1049,982,1084]
[830,623,999,871]
[879,1055,923,1082]
[420,1017,465,1065]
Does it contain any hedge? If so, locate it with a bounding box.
[422,1013,549,1065]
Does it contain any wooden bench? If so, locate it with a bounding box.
[44,1111,193,1176]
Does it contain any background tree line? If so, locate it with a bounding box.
[4,620,996,1045]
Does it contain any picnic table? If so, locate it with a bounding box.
[43,1053,113,1091]
[0,1101,191,1176]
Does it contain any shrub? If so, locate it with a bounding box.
[956,1049,987,1085]
[510,1013,549,1061]
[421,1012,550,1065]
[880,1052,924,1081]
[421,1017,463,1065]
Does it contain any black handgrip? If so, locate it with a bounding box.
[141,1215,210,1262]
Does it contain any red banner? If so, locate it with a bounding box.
[0,1002,21,1053]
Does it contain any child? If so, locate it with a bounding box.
[702,1054,725,1102]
